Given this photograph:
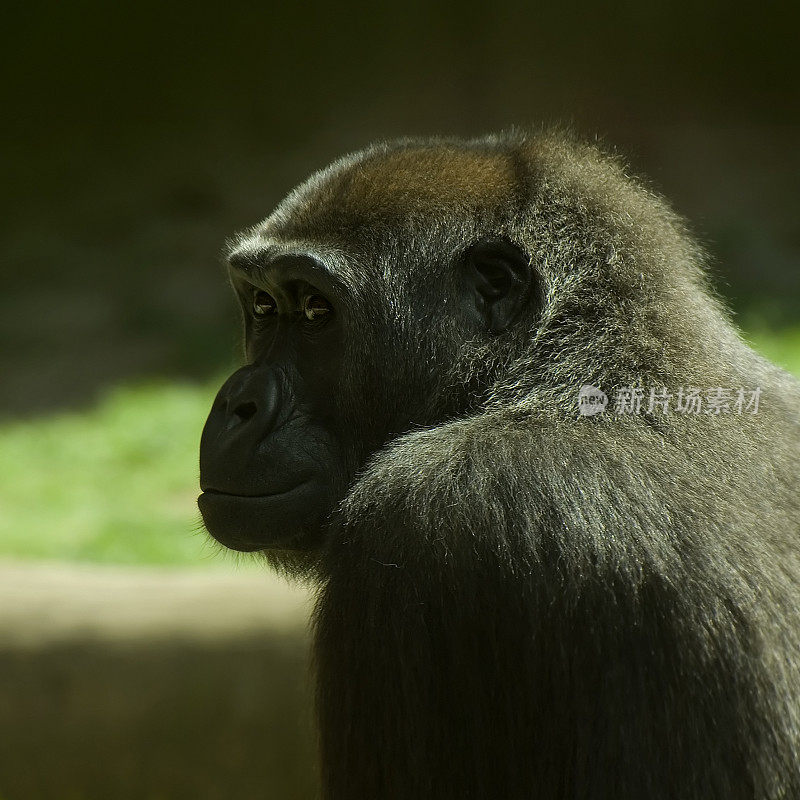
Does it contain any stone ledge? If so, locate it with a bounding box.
[0,561,318,800]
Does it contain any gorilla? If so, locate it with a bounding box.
[198,131,800,799]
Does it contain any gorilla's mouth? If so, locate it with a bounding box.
[198,482,314,552]
[200,487,300,498]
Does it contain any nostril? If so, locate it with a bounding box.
[233,401,258,423]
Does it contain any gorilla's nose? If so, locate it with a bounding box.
[206,364,283,440]
[231,399,257,424]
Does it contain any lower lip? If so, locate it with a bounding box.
[197,484,309,551]
[200,487,299,499]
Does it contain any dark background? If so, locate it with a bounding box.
[1,0,798,417]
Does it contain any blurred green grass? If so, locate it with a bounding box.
[0,379,230,566]
[0,328,798,566]
[746,326,800,376]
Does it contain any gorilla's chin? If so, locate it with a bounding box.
[198,483,327,551]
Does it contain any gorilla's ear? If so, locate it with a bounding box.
[460,239,533,333]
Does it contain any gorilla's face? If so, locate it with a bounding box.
[198,254,348,552]
[199,160,534,553]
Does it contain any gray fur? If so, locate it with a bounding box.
[227,130,800,798]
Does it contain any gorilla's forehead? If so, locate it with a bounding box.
[267,144,517,238]
[227,142,525,289]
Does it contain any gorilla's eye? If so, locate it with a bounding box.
[303,295,332,321]
[253,290,277,317]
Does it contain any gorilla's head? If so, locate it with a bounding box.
[200,141,542,554]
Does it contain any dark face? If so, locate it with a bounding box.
[199,254,348,552]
